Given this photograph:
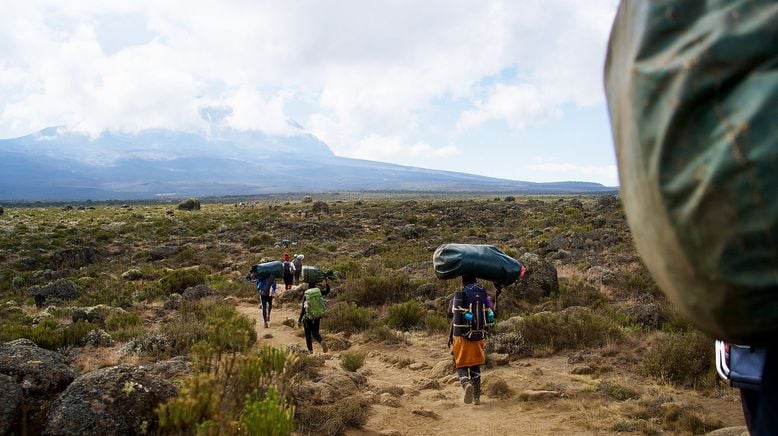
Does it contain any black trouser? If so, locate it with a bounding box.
[303,318,322,352]
[294,270,301,285]
[457,366,481,396]
[741,346,778,435]
[260,295,273,323]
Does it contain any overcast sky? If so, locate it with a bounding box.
[0,1,620,186]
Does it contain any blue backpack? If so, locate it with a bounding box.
[452,284,494,341]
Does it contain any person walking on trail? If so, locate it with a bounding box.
[282,254,295,290]
[293,254,304,285]
[257,274,277,328]
[449,275,495,405]
[298,278,330,354]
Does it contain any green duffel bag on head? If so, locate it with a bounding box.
[301,266,336,285]
[251,260,284,279]
[605,0,778,344]
[433,243,522,287]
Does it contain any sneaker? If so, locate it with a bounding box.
[462,383,473,404]
[264,322,268,328]
[321,340,328,353]
[473,396,481,405]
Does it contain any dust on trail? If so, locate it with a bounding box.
[238,300,602,435]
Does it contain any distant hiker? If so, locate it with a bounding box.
[282,254,295,290]
[293,254,304,285]
[257,274,277,328]
[449,275,495,405]
[298,278,329,354]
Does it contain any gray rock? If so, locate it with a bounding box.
[411,408,439,419]
[71,305,126,325]
[705,427,749,436]
[585,266,615,286]
[44,364,178,435]
[147,357,191,380]
[486,353,510,367]
[518,390,559,401]
[0,374,21,435]
[625,303,664,329]
[428,359,455,380]
[0,340,78,434]
[413,378,440,390]
[509,253,558,300]
[51,247,99,269]
[380,392,401,407]
[121,269,143,281]
[177,198,201,211]
[28,279,81,308]
[181,284,215,301]
[148,245,183,261]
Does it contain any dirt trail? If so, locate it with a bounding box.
[237,300,614,435]
[236,283,746,436]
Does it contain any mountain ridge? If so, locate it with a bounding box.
[0,127,616,201]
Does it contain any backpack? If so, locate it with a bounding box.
[451,284,493,341]
[303,288,325,321]
[283,261,293,274]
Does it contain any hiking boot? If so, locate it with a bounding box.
[321,340,328,353]
[264,322,269,328]
[462,382,474,404]
[473,394,481,405]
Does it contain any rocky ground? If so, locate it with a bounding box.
[0,195,750,434]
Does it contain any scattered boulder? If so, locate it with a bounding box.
[121,269,143,281]
[585,266,616,286]
[411,408,439,419]
[52,247,99,269]
[312,201,330,214]
[163,293,183,310]
[509,253,559,300]
[624,303,665,330]
[177,198,201,211]
[486,353,510,367]
[705,427,749,436]
[84,329,114,347]
[147,356,191,380]
[44,364,178,436]
[62,205,74,211]
[414,378,440,390]
[571,366,596,375]
[380,393,401,407]
[181,284,215,301]
[0,374,20,435]
[0,340,78,434]
[71,305,126,325]
[147,245,183,261]
[518,390,559,401]
[428,359,455,380]
[28,279,81,308]
[597,195,620,210]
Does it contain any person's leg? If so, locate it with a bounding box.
[266,296,273,325]
[303,320,313,352]
[755,346,778,435]
[470,366,482,405]
[311,318,327,352]
[260,295,269,327]
[457,367,473,404]
[741,388,759,432]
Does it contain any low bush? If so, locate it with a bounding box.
[339,275,414,306]
[558,279,604,309]
[159,268,207,294]
[486,378,513,399]
[104,311,144,342]
[641,330,713,389]
[159,300,256,355]
[295,397,370,435]
[158,345,297,435]
[596,380,640,401]
[511,307,622,356]
[384,300,425,330]
[322,303,374,334]
[485,331,528,356]
[247,232,273,247]
[423,313,449,334]
[0,319,98,349]
[340,351,367,372]
[364,325,407,345]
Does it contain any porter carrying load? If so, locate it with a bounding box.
[433,244,523,287]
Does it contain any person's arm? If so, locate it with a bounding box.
[270,280,277,296]
[298,299,306,325]
[321,280,331,296]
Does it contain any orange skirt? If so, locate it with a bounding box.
[452,336,485,368]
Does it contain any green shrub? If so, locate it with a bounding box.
[160,300,256,355]
[364,325,407,345]
[513,308,622,355]
[558,279,604,309]
[322,303,374,334]
[105,311,144,342]
[63,321,99,347]
[423,313,449,334]
[1,319,98,349]
[340,275,414,306]
[159,268,207,294]
[485,331,529,356]
[641,330,713,389]
[247,233,273,247]
[596,380,640,401]
[340,351,367,372]
[384,300,426,330]
[241,386,295,436]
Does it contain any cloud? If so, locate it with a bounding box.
[0,0,618,179]
[526,162,618,184]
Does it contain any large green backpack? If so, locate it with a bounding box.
[304,288,325,321]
